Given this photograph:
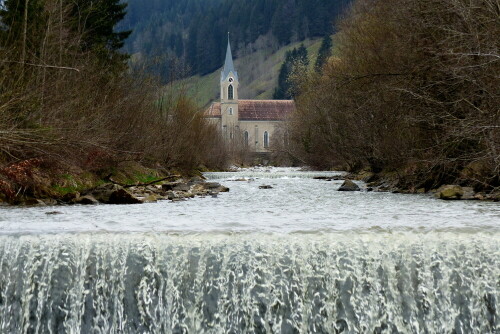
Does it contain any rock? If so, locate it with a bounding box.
[73,195,99,205]
[173,183,190,192]
[233,178,248,182]
[416,188,426,194]
[474,192,486,200]
[85,184,142,204]
[259,185,273,189]
[86,184,122,203]
[435,185,464,200]
[108,189,142,204]
[162,182,180,191]
[42,198,58,206]
[165,191,176,200]
[338,180,360,191]
[61,192,80,203]
[142,194,159,203]
[46,211,63,215]
[204,182,222,189]
[23,198,46,206]
[461,187,476,200]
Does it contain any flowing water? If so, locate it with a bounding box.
[0,167,498,333]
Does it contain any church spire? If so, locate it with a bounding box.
[222,34,238,81]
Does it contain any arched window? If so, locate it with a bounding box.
[228,85,234,100]
[244,131,249,146]
[263,131,269,148]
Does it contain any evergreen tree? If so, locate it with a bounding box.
[0,0,45,61]
[273,44,309,99]
[67,0,131,69]
[315,35,333,72]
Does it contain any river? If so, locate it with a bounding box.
[0,167,498,333]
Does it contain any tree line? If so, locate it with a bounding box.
[0,0,227,201]
[120,0,351,82]
[286,0,499,191]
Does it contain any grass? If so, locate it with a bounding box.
[167,38,324,108]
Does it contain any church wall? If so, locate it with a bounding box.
[238,121,282,153]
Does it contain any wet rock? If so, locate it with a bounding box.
[435,185,464,200]
[162,182,180,191]
[42,198,58,206]
[202,182,229,193]
[142,194,159,203]
[173,183,190,192]
[259,185,273,189]
[61,192,80,203]
[108,188,142,204]
[461,187,476,200]
[73,195,98,205]
[338,180,360,191]
[23,198,46,206]
[46,211,63,215]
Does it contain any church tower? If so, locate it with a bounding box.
[220,37,239,139]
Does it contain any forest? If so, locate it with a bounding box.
[286,0,499,193]
[120,0,350,81]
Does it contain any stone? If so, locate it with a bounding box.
[142,194,159,203]
[86,184,122,203]
[338,180,360,191]
[108,189,142,204]
[173,183,190,192]
[203,182,223,189]
[73,195,99,205]
[61,192,80,203]
[435,185,464,200]
[461,187,476,200]
[259,185,273,189]
[23,198,46,206]
[46,211,63,215]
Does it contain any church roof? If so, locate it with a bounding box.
[205,103,221,118]
[221,38,238,81]
[239,100,294,121]
[204,100,295,121]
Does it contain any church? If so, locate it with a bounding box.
[204,39,295,153]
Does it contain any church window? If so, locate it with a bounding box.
[244,131,249,146]
[264,131,269,148]
[228,85,234,100]
[229,107,233,115]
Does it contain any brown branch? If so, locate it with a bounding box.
[104,174,181,188]
[0,60,80,72]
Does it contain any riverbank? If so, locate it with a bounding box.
[0,159,229,206]
[345,168,500,202]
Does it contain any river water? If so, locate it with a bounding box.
[0,167,498,333]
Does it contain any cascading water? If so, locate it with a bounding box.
[0,168,498,333]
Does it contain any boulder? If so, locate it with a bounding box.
[142,194,159,203]
[259,185,273,189]
[73,195,98,205]
[338,180,360,191]
[461,187,476,200]
[108,188,142,204]
[173,183,190,192]
[85,184,142,204]
[435,185,464,200]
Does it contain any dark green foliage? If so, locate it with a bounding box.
[315,35,333,72]
[273,45,309,99]
[67,0,131,68]
[120,0,351,82]
[0,0,46,58]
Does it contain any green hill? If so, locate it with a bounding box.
[169,38,323,108]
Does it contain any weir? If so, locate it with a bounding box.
[0,168,498,333]
[0,232,497,333]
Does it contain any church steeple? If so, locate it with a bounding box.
[221,35,238,82]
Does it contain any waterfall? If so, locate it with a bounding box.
[0,232,497,333]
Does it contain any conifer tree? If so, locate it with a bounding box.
[315,35,332,72]
[67,0,131,70]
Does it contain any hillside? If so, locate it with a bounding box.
[120,0,350,81]
[170,39,323,108]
